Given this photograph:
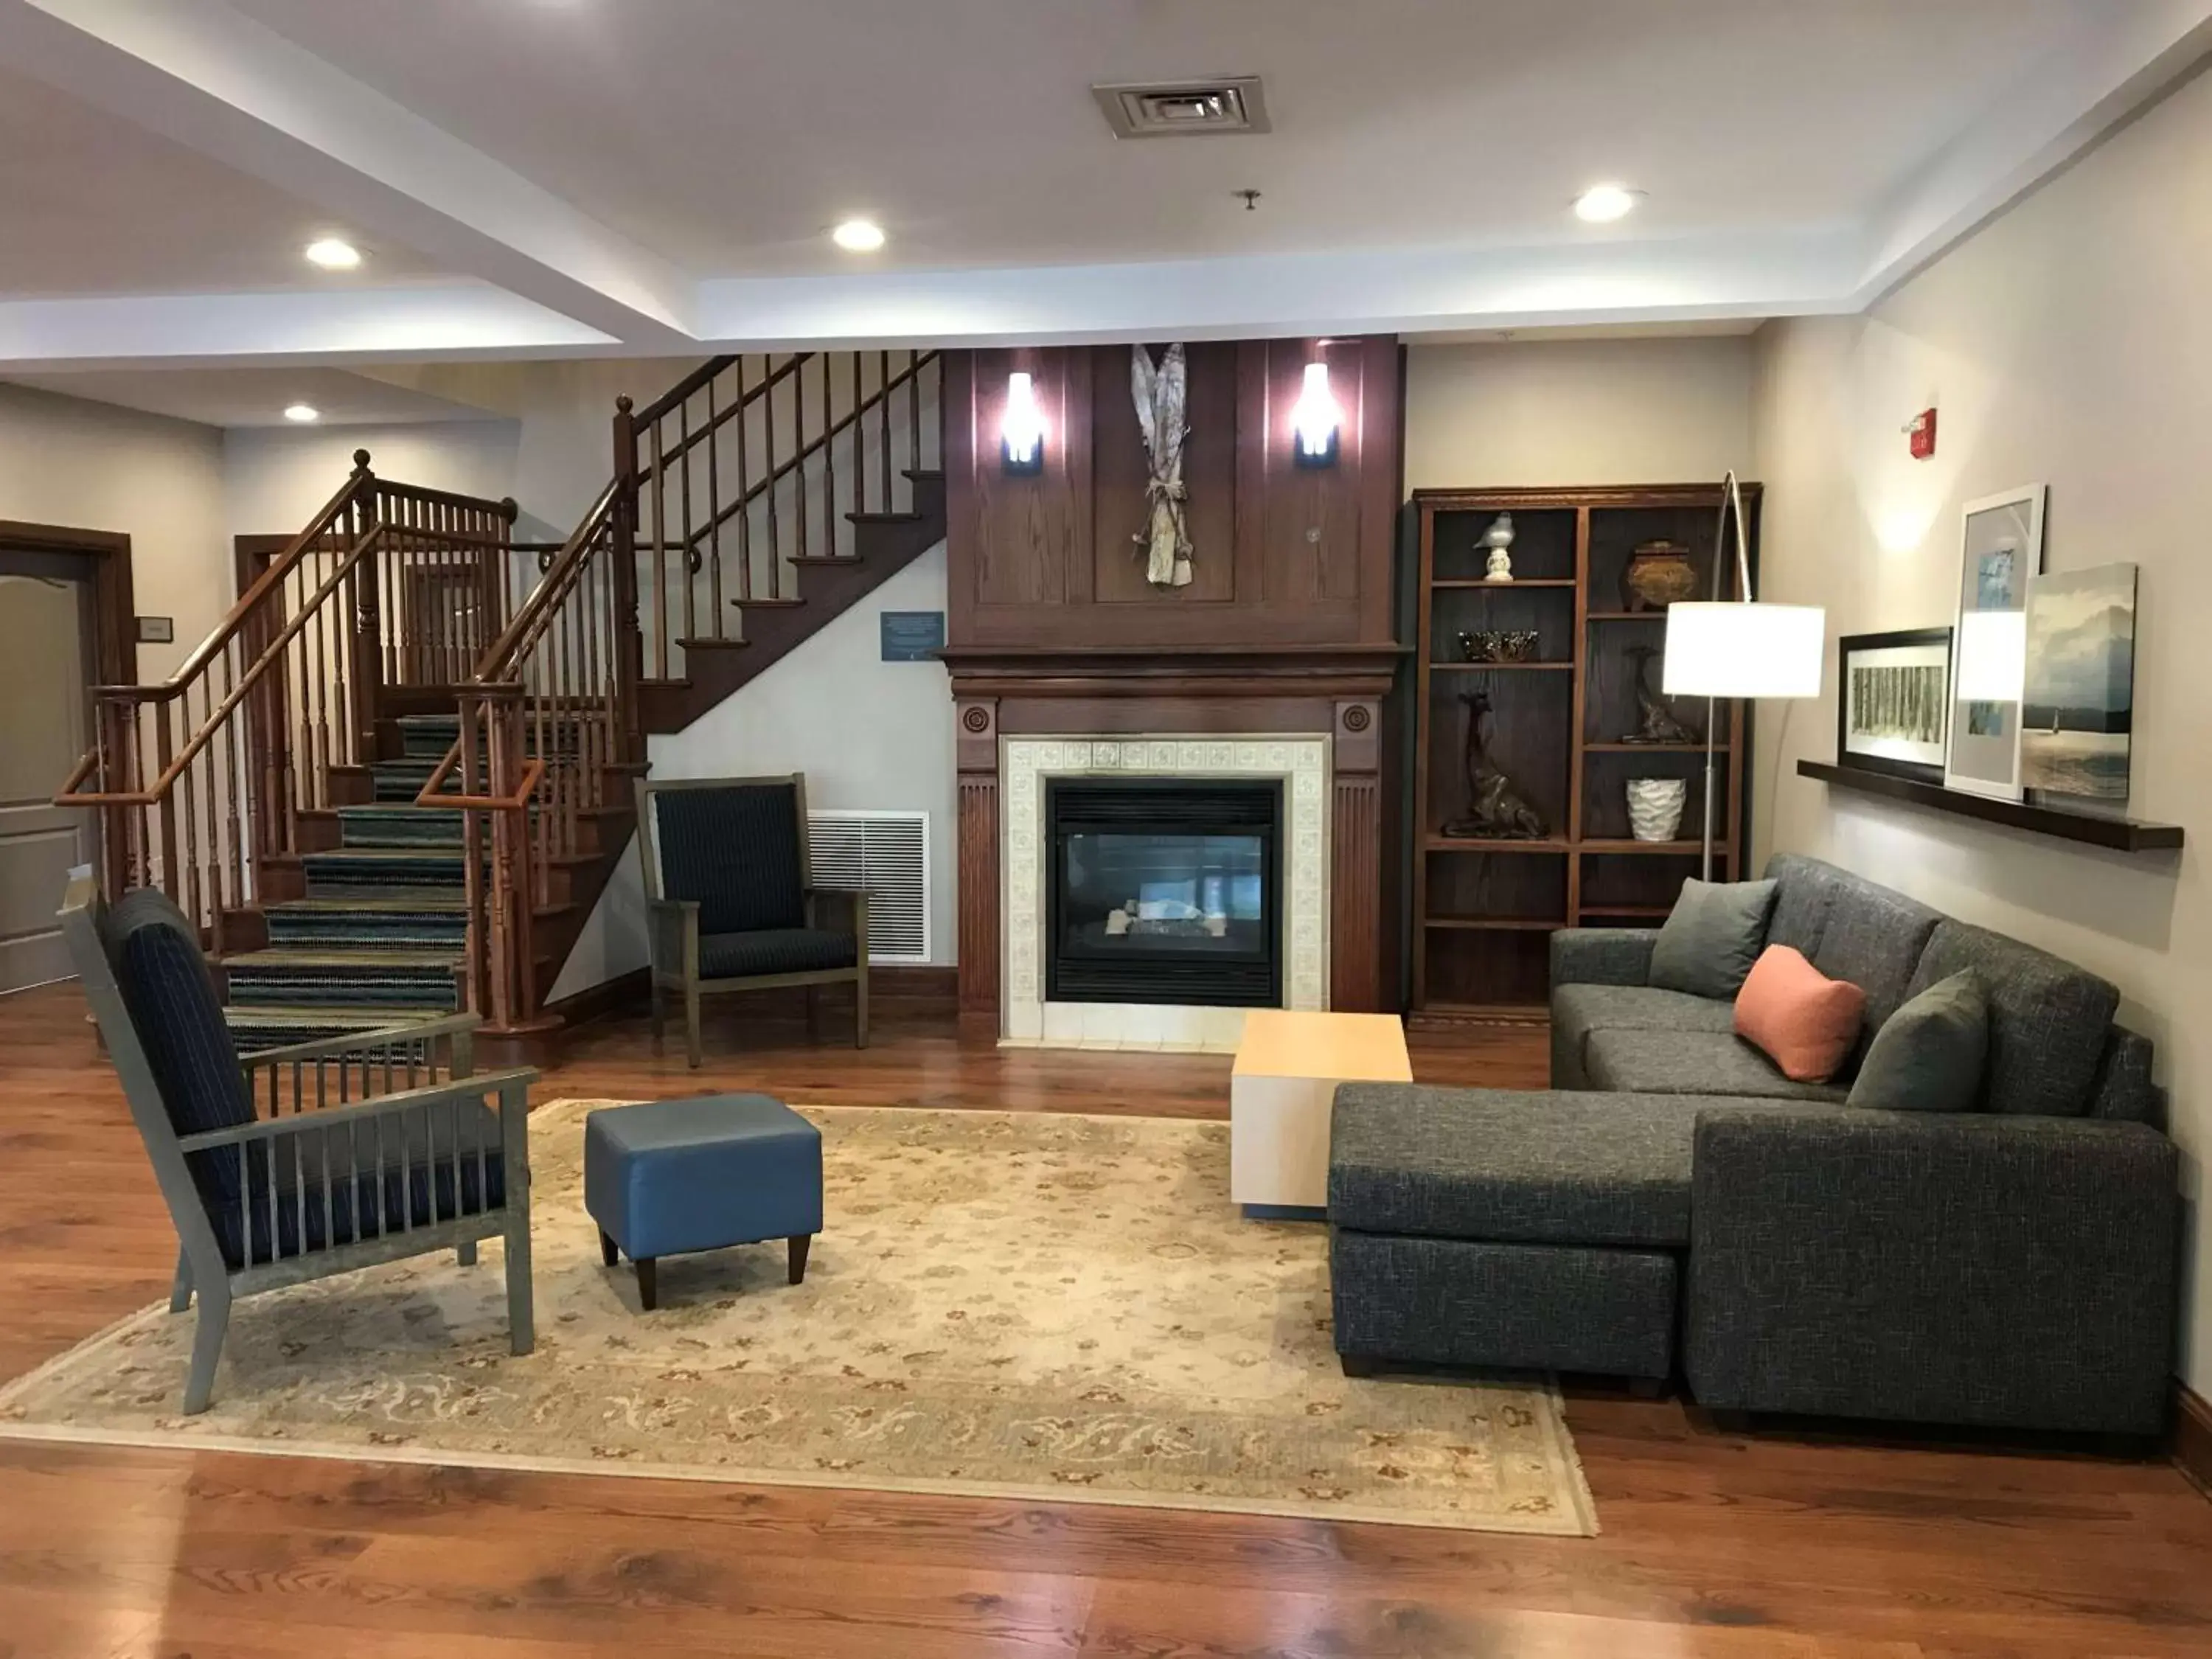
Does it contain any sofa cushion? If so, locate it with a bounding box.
[1903,921,2118,1117]
[652,784,806,934]
[1649,878,1779,1000]
[1733,945,1865,1083]
[1329,1082,1806,1248]
[1764,852,1852,959]
[697,927,858,979]
[1806,877,1943,1071]
[1846,969,1989,1113]
[2087,1029,2162,1128]
[1582,1027,1849,1104]
[102,887,258,1227]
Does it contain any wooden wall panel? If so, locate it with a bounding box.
[946,335,1402,651]
[955,697,1001,1028]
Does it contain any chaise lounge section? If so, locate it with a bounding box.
[1331,854,2180,1438]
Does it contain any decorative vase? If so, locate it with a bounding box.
[1627,778,1688,843]
[1622,540,1699,611]
[1481,512,1516,583]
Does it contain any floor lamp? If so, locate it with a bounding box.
[1661,472,1825,883]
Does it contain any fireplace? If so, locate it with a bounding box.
[1046,777,1283,1007]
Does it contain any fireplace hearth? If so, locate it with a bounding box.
[1046,777,1283,1007]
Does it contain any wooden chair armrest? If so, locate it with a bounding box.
[180,1068,536,1151]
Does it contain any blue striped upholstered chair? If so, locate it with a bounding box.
[58,870,536,1414]
[636,775,869,1065]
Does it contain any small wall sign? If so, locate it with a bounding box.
[880,610,945,662]
[135,616,175,644]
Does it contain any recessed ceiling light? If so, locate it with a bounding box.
[1573,184,1641,224]
[831,219,886,253]
[303,237,362,270]
[283,403,321,423]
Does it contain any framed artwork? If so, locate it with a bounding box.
[1944,485,2047,800]
[1837,628,1952,783]
[2022,563,2138,807]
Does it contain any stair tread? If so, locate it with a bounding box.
[226,950,459,968]
[847,511,923,525]
[224,1006,453,1031]
[788,553,866,563]
[731,597,806,608]
[674,636,748,650]
[268,892,470,911]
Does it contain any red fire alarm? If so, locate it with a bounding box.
[1906,408,1938,460]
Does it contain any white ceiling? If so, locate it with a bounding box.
[0,0,2206,382]
[0,60,448,297]
[223,0,2091,273]
[3,365,512,427]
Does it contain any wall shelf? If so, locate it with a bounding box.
[1797,761,2184,853]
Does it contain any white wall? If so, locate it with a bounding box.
[1751,64,2212,1391]
[1403,335,1756,491]
[548,542,958,998]
[222,421,524,539]
[0,381,226,681]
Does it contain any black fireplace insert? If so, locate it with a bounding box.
[1046,776,1283,1007]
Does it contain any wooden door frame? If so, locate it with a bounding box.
[0,520,136,687]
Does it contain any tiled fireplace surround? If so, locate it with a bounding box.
[947,653,1398,1048]
[1001,734,1330,1050]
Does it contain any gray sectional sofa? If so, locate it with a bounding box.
[1329,854,2180,1438]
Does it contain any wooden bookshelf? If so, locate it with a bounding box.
[1408,484,1759,1022]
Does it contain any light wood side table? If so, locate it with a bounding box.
[1230,1009,1412,1218]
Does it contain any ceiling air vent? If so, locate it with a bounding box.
[1092,77,1270,139]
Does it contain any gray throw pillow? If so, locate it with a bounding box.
[1848,970,1989,1113]
[1648,878,1778,1000]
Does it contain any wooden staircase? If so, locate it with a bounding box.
[58,351,944,1049]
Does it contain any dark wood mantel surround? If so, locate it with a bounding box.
[941,338,1406,1029]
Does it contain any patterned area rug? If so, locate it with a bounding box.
[0,1101,1596,1535]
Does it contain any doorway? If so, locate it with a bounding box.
[0,524,135,993]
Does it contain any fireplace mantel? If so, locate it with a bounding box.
[940,643,1402,701]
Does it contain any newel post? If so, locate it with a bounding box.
[610,395,645,764]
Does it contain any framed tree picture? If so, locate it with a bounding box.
[1944,485,2047,801]
[1837,627,1952,783]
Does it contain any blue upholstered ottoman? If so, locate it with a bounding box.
[583,1094,822,1311]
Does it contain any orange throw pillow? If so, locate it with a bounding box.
[1733,945,1866,1083]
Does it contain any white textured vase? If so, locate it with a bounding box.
[1627,779,1688,843]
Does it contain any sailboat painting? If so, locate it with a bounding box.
[2022,563,2138,804]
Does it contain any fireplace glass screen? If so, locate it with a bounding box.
[1046,778,1281,1006]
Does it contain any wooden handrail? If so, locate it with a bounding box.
[156,465,372,693]
[472,480,620,680]
[61,524,386,805]
[629,352,741,431]
[681,351,936,552]
[636,354,810,483]
[378,477,521,522]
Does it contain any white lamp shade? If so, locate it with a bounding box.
[1954,609,2027,702]
[1660,602,1826,698]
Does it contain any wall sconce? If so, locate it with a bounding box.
[1291,361,1341,467]
[1001,371,1045,474]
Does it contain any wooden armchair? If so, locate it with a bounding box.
[636,774,869,1065]
[58,870,535,1415]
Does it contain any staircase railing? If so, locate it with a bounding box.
[622,349,939,680]
[417,482,631,1033]
[418,349,941,1034]
[53,452,517,948]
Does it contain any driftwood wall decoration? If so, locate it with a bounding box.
[1130,344,1193,588]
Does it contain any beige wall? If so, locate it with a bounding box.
[0,381,226,682]
[1753,66,2212,1390]
[1404,335,1756,491]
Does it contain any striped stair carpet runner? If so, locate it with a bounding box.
[223,712,471,1050]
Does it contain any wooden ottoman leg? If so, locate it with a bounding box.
[599,1229,620,1267]
[787,1234,812,1284]
[636,1257,659,1312]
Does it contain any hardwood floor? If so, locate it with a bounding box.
[3,980,2208,1659]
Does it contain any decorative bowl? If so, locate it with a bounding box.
[1457,629,1540,663]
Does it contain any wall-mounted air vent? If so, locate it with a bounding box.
[808,810,930,964]
[1092,77,1270,139]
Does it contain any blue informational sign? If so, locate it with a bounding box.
[880,610,946,662]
